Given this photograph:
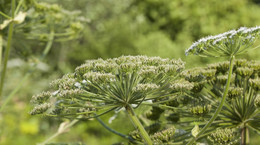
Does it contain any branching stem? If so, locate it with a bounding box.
[187,55,235,145]
[125,105,153,145]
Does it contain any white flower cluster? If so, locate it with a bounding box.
[31,91,52,103]
[30,103,51,115]
[50,74,77,90]
[185,26,260,56]
[170,80,194,92]
[57,89,84,98]
[83,72,116,83]
[133,83,160,92]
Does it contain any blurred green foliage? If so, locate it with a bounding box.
[1,0,260,144]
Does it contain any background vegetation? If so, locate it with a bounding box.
[1,0,260,144]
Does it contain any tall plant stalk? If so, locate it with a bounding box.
[125,105,153,145]
[0,0,15,99]
[0,30,54,111]
[187,55,235,145]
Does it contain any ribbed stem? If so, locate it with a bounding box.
[241,125,249,145]
[187,55,235,145]
[125,105,153,145]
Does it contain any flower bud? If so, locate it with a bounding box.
[216,74,235,85]
[133,83,159,92]
[249,78,260,91]
[151,127,175,143]
[31,91,51,104]
[30,103,51,115]
[236,67,254,77]
[83,72,116,83]
[58,89,84,98]
[190,104,211,116]
[208,128,237,144]
[50,74,77,90]
[170,80,194,92]
[228,87,243,99]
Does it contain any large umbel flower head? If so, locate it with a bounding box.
[185,26,260,57]
[30,56,185,119]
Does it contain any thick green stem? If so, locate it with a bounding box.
[125,105,153,145]
[187,55,235,145]
[241,125,249,145]
[0,0,15,99]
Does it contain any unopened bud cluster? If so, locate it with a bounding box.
[170,80,194,92]
[31,56,185,118]
[190,104,212,116]
[228,87,243,99]
[151,127,175,144]
[133,83,159,92]
[208,128,237,145]
[249,78,260,91]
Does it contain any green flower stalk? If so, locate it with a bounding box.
[186,26,260,145]
[30,55,185,144]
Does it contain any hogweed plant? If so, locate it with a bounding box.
[30,55,185,144]
[30,26,260,144]
[185,26,260,145]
